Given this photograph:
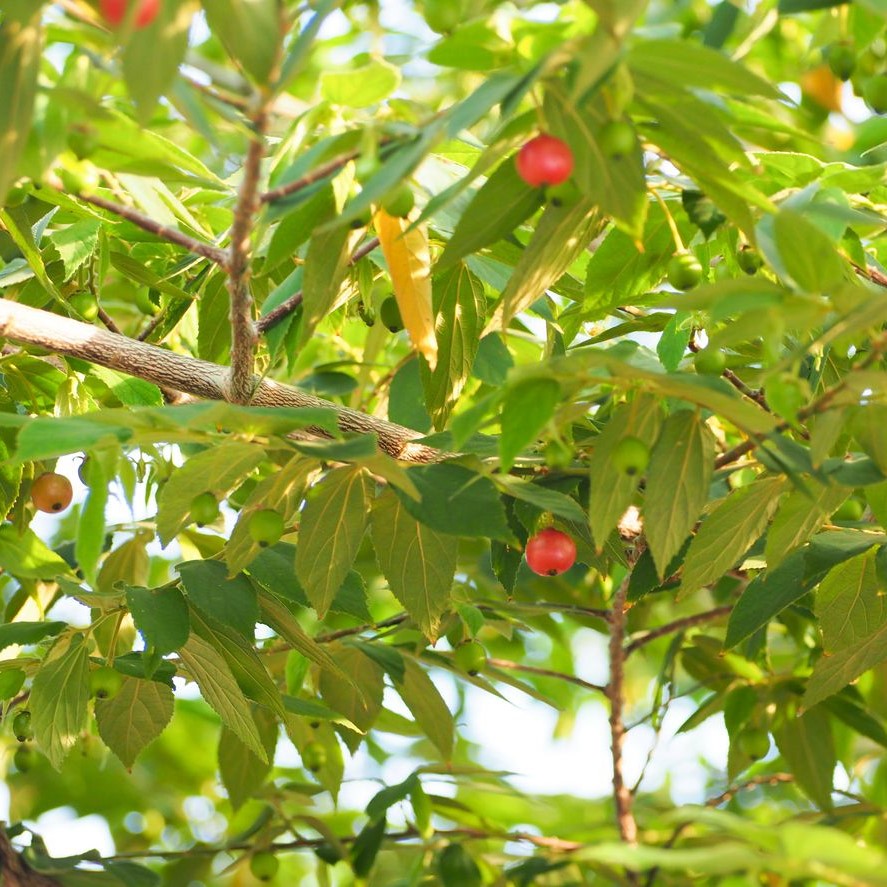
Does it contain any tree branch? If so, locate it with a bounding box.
[0,300,440,462]
[487,658,607,694]
[607,570,639,863]
[259,147,361,205]
[74,191,228,267]
[624,605,733,656]
[255,237,380,335]
[227,108,268,403]
[0,827,62,887]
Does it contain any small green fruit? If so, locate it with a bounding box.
[863,74,887,114]
[611,436,651,477]
[666,253,704,290]
[249,851,279,882]
[58,161,100,195]
[598,120,636,159]
[190,492,220,527]
[249,509,285,547]
[737,246,763,275]
[13,744,36,772]
[381,183,415,218]
[832,497,865,522]
[826,42,856,81]
[69,291,100,322]
[693,348,727,376]
[545,179,581,208]
[453,641,486,676]
[737,727,770,760]
[302,740,327,772]
[5,183,29,208]
[424,0,464,33]
[12,711,33,742]
[67,128,99,160]
[379,296,403,332]
[348,206,373,229]
[89,665,124,700]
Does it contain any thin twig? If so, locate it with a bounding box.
[475,599,611,622]
[255,237,380,335]
[487,658,607,694]
[688,336,768,410]
[96,307,121,335]
[260,148,362,204]
[75,191,228,267]
[607,570,639,863]
[624,605,733,656]
[227,108,268,403]
[314,613,408,644]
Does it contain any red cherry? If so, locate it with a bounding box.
[100,0,161,28]
[525,528,577,576]
[515,134,574,188]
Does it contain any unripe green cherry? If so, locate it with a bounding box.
[666,253,704,290]
[693,348,727,375]
[379,296,404,332]
[611,436,651,477]
[12,711,33,742]
[89,665,124,700]
[348,206,373,230]
[249,509,285,547]
[190,492,220,527]
[381,183,415,218]
[863,74,887,114]
[545,179,581,208]
[424,0,464,33]
[302,740,327,772]
[454,640,486,676]
[249,851,279,882]
[598,120,636,159]
[832,497,864,522]
[737,246,764,275]
[737,727,770,760]
[13,744,36,772]
[69,291,100,322]
[827,42,856,81]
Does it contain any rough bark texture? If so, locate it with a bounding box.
[0,300,440,463]
[0,829,62,887]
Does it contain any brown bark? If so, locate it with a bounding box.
[0,829,62,887]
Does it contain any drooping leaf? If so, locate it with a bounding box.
[177,560,258,638]
[394,658,454,759]
[371,489,458,640]
[774,705,835,809]
[202,0,281,84]
[319,644,384,753]
[125,585,190,654]
[217,707,278,809]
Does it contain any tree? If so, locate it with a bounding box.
[1,0,887,884]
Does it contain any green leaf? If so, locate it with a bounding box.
[319,644,384,753]
[420,265,486,428]
[295,466,372,617]
[394,658,454,759]
[627,39,783,98]
[125,585,190,655]
[95,676,175,768]
[680,477,785,597]
[851,405,887,474]
[774,705,835,809]
[177,560,258,639]
[0,668,25,700]
[765,480,848,569]
[156,442,265,546]
[0,525,71,580]
[0,620,66,652]
[179,633,267,761]
[499,377,561,472]
[371,489,458,640]
[771,208,847,293]
[588,394,665,551]
[497,199,602,328]
[122,1,191,120]
[321,58,401,107]
[395,463,512,541]
[438,161,543,269]
[816,549,887,653]
[202,0,281,84]
[217,707,278,810]
[0,3,41,202]
[725,550,807,648]
[97,532,150,596]
[496,475,587,525]
[75,448,114,586]
[264,187,334,274]
[30,636,90,770]
[645,411,716,577]
[299,222,357,346]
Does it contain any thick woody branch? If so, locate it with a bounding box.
[77,192,228,267]
[0,301,439,463]
[0,828,61,887]
[227,110,268,403]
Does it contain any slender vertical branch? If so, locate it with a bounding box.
[607,567,639,872]
[227,107,268,403]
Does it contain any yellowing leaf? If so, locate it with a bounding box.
[374,209,438,370]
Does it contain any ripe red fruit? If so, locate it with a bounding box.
[525,528,577,576]
[516,134,574,188]
[100,0,161,28]
[31,472,74,513]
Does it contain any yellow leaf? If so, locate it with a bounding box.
[374,209,437,370]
